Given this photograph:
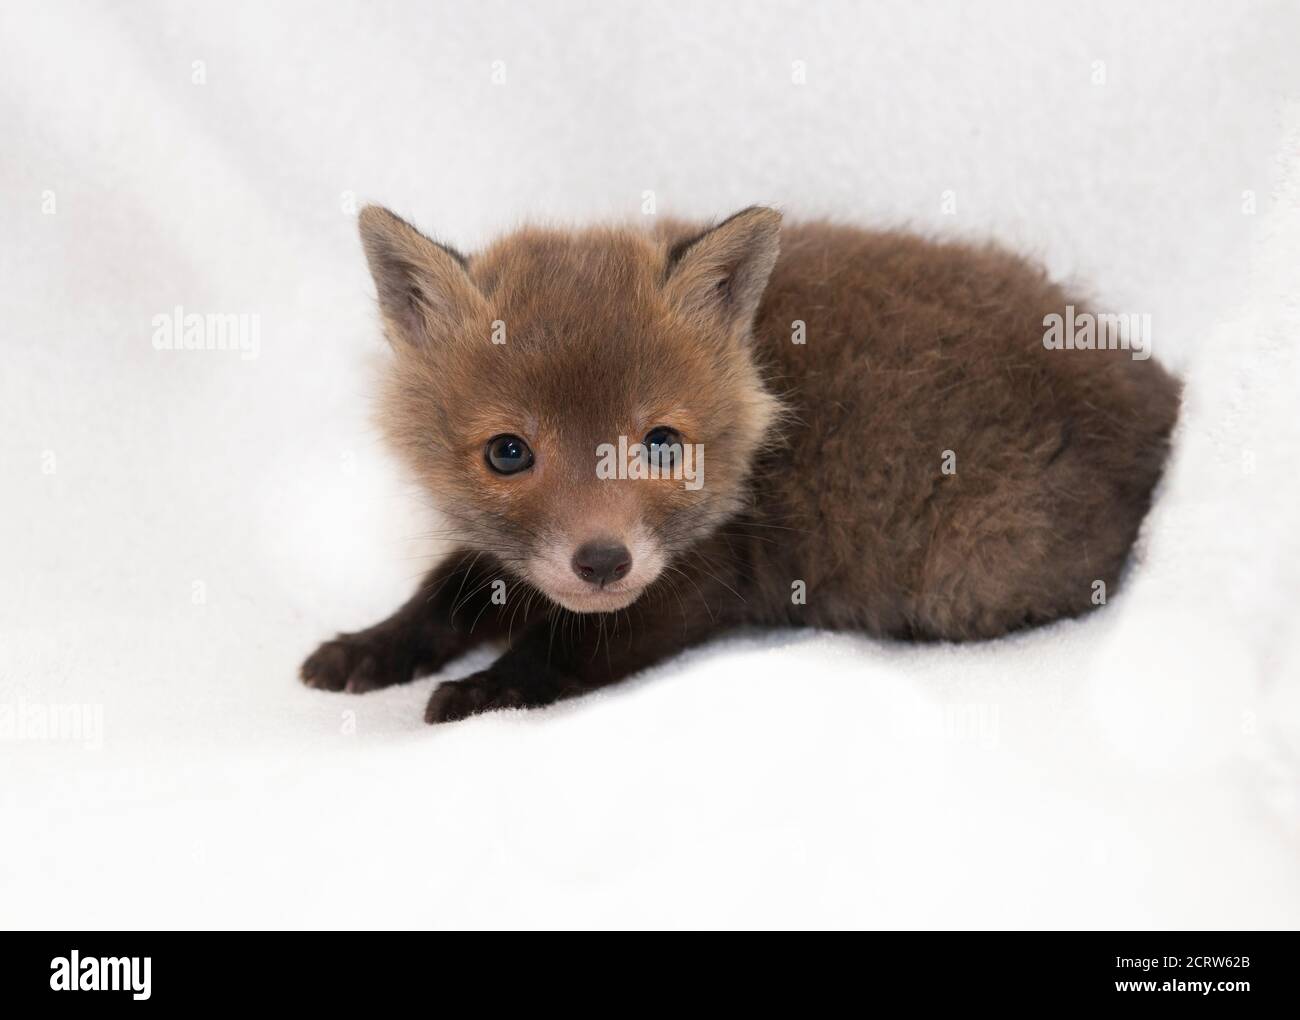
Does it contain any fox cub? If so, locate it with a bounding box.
[302,206,1179,723]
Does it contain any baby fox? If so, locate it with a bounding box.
[301,205,1180,723]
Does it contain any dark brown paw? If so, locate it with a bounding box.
[424,665,573,724]
[300,633,415,693]
[424,671,512,723]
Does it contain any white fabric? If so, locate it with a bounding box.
[1,0,1297,928]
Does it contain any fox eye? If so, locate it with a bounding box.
[644,426,683,467]
[485,434,534,475]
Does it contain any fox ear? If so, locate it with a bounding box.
[663,206,782,338]
[357,205,487,346]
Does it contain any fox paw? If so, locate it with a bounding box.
[424,664,576,724]
[300,633,415,694]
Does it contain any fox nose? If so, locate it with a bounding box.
[571,542,632,587]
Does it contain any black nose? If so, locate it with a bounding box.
[571,542,632,587]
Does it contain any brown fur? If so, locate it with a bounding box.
[302,206,1180,722]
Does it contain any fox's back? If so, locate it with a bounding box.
[741,223,1180,639]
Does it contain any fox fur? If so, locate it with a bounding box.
[302,205,1180,723]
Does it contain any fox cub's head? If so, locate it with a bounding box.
[360,205,783,613]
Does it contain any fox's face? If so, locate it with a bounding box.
[360,206,783,613]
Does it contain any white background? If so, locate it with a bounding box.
[1,0,1298,928]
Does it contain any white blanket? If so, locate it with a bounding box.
[1,0,1297,928]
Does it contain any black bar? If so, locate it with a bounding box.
[0,933,1292,1009]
